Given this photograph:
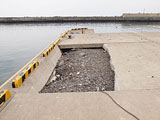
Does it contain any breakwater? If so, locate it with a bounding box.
[0,16,160,23]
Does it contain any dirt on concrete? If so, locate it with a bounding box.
[40,48,115,93]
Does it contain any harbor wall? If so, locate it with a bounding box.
[0,15,160,23]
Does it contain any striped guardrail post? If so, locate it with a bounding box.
[43,43,55,57]
[12,61,39,88]
[71,28,88,31]
[42,36,63,57]
[0,90,11,107]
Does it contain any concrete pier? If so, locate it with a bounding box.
[1,29,160,120]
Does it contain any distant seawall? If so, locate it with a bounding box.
[0,15,160,23]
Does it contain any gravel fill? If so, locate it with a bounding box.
[40,48,115,93]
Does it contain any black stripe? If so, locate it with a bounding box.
[22,74,25,82]
[0,94,5,105]
[28,68,31,74]
[12,82,15,88]
[33,63,36,69]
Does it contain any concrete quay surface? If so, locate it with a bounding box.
[1,29,160,120]
[1,91,160,120]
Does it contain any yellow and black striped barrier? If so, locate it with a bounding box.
[12,61,39,88]
[61,33,65,38]
[0,90,11,107]
[61,30,70,38]
[66,30,70,33]
[43,37,63,57]
[43,44,55,57]
[83,28,88,30]
[61,32,67,38]
[54,38,61,45]
[71,28,88,31]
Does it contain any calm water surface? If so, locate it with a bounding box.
[0,22,160,85]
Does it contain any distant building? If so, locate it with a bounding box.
[122,13,160,18]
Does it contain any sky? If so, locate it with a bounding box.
[0,0,160,17]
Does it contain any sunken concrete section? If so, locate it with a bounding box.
[41,48,114,93]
